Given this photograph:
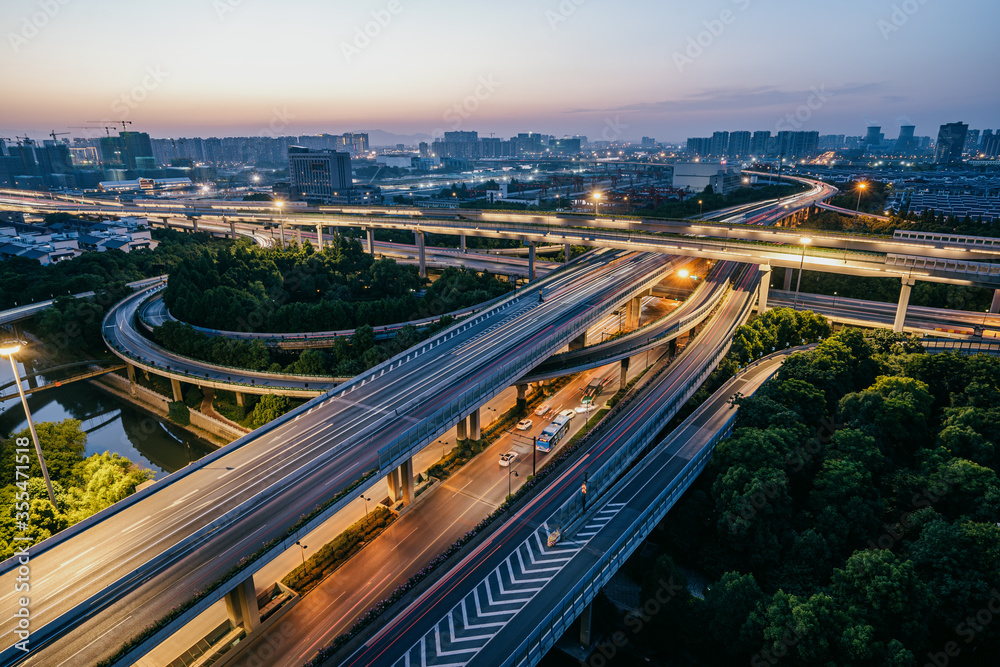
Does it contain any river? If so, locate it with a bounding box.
[0,354,215,478]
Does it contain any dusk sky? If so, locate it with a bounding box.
[1,0,997,143]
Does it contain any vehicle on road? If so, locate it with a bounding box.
[516,419,533,431]
[537,415,572,453]
[534,404,551,417]
[558,409,575,420]
[499,452,518,467]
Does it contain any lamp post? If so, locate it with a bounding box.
[275,199,285,248]
[508,469,519,505]
[833,291,838,308]
[1,340,57,508]
[295,540,307,566]
[793,238,812,309]
[359,494,371,524]
[855,182,867,219]
[698,199,703,217]
[593,192,602,217]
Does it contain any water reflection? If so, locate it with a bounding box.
[0,356,214,477]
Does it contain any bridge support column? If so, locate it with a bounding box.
[620,357,630,389]
[894,277,915,333]
[22,358,37,390]
[783,267,793,291]
[126,363,137,397]
[316,224,324,250]
[516,383,528,410]
[161,217,170,230]
[170,378,183,402]
[235,391,245,407]
[579,600,593,648]
[386,467,401,503]
[625,296,642,331]
[400,457,414,506]
[757,265,772,313]
[469,408,481,441]
[278,224,285,248]
[229,220,237,239]
[191,217,199,234]
[528,242,536,281]
[367,228,375,256]
[460,234,467,253]
[568,331,588,351]
[456,416,468,441]
[564,244,572,264]
[991,289,1000,315]
[415,231,427,279]
[224,575,260,633]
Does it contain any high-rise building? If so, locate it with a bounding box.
[774,131,819,159]
[709,131,729,158]
[727,131,752,158]
[751,131,771,156]
[418,142,429,157]
[819,135,846,150]
[548,137,581,155]
[641,136,656,148]
[964,129,981,154]
[935,122,969,164]
[686,137,711,157]
[288,146,353,201]
[895,126,917,153]
[980,130,999,157]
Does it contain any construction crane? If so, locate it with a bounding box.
[71,125,115,137]
[48,130,70,143]
[89,120,132,133]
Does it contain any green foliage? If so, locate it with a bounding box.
[167,401,190,426]
[184,385,204,409]
[248,394,290,429]
[650,330,1000,665]
[0,420,152,559]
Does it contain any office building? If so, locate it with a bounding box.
[548,137,581,155]
[964,129,981,154]
[935,122,969,164]
[288,146,355,202]
[641,137,657,149]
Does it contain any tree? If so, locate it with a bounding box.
[248,394,290,428]
[702,571,766,656]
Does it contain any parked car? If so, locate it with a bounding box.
[499,452,518,467]
[534,404,551,417]
[516,419,533,431]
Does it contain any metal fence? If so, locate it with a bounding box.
[922,337,1000,356]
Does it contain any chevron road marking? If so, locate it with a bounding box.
[393,506,625,667]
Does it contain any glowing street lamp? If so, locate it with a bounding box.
[0,340,57,508]
[592,192,602,217]
[855,182,868,219]
[699,199,704,217]
[678,269,690,279]
[793,238,812,309]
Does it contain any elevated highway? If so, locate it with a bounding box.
[0,250,676,667]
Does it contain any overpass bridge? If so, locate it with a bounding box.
[0,250,680,667]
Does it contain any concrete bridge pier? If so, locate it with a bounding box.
[757,265,772,312]
[235,391,246,407]
[620,357,630,389]
[415,231,427,279]
[528,242,536,281]
[516,383,528,409]
[469,408,481,441]
[316,224,324,250]
[568,331,588,351]
[386,467,401,503]
[224,575,261,633]
[460,234,467,253]
[367,228,375,256]
[579,600,593,647]
[22,358,37,390]
[625,296,642,331]
[229,220,237,239]
[161,217,171,230]
[385,459,414,506]
[126,362,137,397]
[278,224,285,248]
[456,416,468,441]
[564,244,572,264]
[991,289,1000,315]
[191,217,199,234]
[783,267,794,291]
[170,378,183,402]
[894,277,916,333]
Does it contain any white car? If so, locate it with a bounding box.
[558,409,576,420]
[575,405,590,414]
[499,452,518,467]
[534,404,551,417]
[516,419,533,431]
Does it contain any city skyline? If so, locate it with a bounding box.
[1,0,997,142]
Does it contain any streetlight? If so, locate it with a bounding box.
[295,540,307,566]
[698,199,704,217]
[507,469,519,505]
[833,291,838,307]
[592,192,602,217]
[793,238,812,309]
[359,494,371,524]
[275,199,285,248]
[1,340,57,508]
[855,182,868,219]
